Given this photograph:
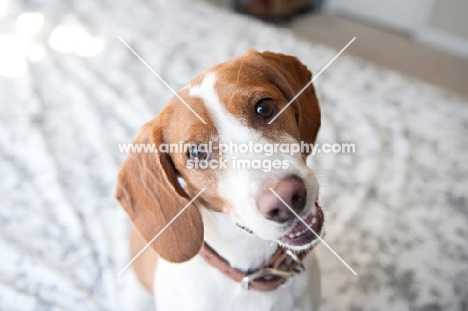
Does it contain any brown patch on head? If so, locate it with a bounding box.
[211,50,321,151]
[161,91,229,213]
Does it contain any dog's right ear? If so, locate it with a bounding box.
[115,117,204,263]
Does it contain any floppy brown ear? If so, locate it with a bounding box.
[245,50,321,151]
[115,117,204,263]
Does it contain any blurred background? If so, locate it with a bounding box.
[0,0,467,310]
[217,0,468,98]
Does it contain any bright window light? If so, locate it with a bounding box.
[16,12,44,35]
[48,25,104,57]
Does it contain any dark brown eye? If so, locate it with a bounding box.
[255,98,275,119]
[187,144,210,162]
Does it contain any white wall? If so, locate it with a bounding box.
[324,0,468,59]
[416,0,468,59]
[429,0,468,40]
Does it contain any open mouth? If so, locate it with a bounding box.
[278,202,324,248]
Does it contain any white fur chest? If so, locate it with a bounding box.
[153,254,321,311]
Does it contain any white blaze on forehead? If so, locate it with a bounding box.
[189,72,262,224]
[189,72,255,142]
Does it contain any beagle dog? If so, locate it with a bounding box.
[116,49,323,311]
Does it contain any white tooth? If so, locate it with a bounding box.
[291,228,308,238]
[287,223,317,239]
[312,217,316,225]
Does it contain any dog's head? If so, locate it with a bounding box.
[116,50,323,263]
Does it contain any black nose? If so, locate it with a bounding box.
[258,176,307,223]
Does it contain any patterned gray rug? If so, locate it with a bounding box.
[1,0,467,310]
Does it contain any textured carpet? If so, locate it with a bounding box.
[1,0,467,310]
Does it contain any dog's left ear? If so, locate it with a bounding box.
[115,116,204,263]
[245,50,321,152]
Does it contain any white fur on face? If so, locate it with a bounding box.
[189,73,320,250]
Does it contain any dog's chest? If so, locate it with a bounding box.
[153,256,317,311]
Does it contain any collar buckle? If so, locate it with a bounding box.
[241,249,305,290]
[241,268,293,290]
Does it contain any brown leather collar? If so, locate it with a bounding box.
[198,243,310,291]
